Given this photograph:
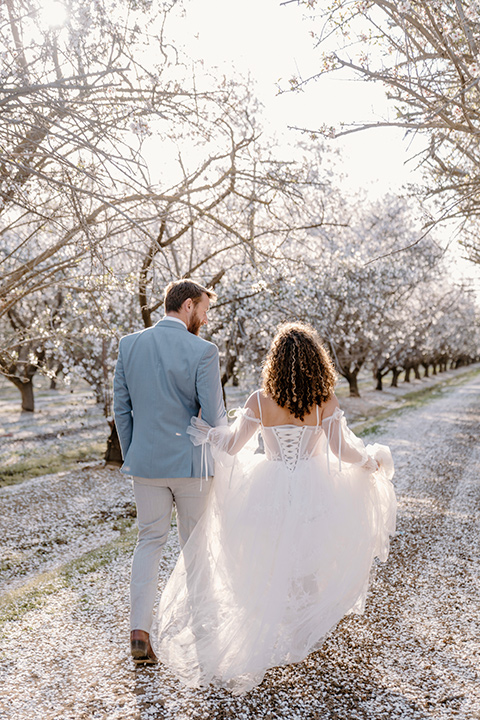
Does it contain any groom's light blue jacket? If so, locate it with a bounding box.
[113,318,227,479]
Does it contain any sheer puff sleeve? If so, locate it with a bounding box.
[322,407,394,481]
[187,407,261,468]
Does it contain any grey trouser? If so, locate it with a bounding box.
[130,476,211,632]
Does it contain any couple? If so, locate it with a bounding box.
[113,279,396,695]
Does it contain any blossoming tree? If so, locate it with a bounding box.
[291,0,480,260]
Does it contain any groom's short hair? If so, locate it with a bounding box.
[164,279,217,313]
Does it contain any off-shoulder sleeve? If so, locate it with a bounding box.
[322,407,378,473]
[187,407,261,460]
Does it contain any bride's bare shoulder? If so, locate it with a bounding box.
[244,390,279,420]
[321,393,340,420]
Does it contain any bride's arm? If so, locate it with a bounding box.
[188,392,261,456]
[321,395,378,472]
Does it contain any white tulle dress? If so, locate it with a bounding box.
[153,392,396,695]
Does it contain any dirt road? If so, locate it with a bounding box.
[0,373,479,720]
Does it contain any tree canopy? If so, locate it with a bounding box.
[291,0,480,262]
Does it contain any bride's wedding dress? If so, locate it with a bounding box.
[153,392,396,695]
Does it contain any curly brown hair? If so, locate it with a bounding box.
[261,322,337,421]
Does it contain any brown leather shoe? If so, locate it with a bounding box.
[130,629,158,665]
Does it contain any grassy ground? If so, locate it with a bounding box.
[0,441,107,487]
[0,376,108,486]
[0,523,137,625]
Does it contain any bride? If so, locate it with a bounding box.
[153,322,397,695]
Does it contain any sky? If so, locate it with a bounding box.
[169,0,419,196]
[169,0,480,295]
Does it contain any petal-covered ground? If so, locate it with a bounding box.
[0,369,479,720]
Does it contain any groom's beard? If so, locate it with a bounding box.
[187,308,202,336]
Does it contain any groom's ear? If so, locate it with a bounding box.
[183,298,194,313]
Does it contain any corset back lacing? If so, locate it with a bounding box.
[271,425,307,472]
[257,392,321,474]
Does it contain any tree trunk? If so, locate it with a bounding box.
[105,420,123,465]
[339,364,362,398]
[5,376,35,411]
[19,379,35,411]
[414,364,421,380]
[347,373,361,397]
[404,367,411,382]
[431,363,437,375]
[422,362,429,378]
[390,367,401,387]
[1,338,44,411]
[337,360,364,397]
[375,369,383,391]
[221,347,238,388]
[101,338,112,417]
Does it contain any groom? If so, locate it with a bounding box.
[113,279,226,664]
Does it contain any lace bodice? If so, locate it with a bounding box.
[253,390,322,472]
[188,391,379,475]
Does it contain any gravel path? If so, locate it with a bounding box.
[0,374,479,720]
